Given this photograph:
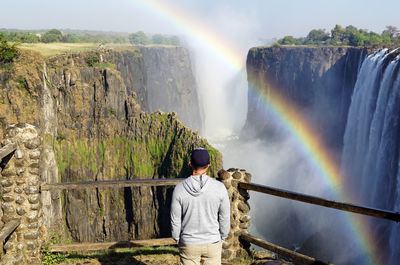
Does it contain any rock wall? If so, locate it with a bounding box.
[0,124,43,265]
[218,168,251,261]
[245,46,367,150]
[138,46,202,131]
[0,48,221,243]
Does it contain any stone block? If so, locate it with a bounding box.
[222,241,231,249]
[221,249,233,260]
[217,169,230,180]
[27,222,39,229]
[15,160,24,167]
[232,172,242,180]
[29,168,39,175]
[2,194,14,202]
[29,150,40,160]
[14,149,23,159]
[29,162,40,169]
[27,211,39,223]
[237,201,250,213]
[30,204,40,210]
[244,173,252,182]
[28,194,40,204]
[16,207,26,216]
[2,203,15,214]
[1,169,15,177]
[16,243,24,250]
[239,215,251,223]
[24,138,40,149]
[239,222,249,229]
[222,179,231,189]
[1,179,14,187]
[24,231,39,240]
[14,187,23,194]
[26,241,38,250]
[16,196,26,205]
[16,178,26,185]
[16,168,25,176]
[24,186,39,194]
[2,187,13,194]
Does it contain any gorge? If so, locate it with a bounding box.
[1,42,399,265]
[243,46,400,265]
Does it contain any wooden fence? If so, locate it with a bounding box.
[0,143,18,256]
[40,176,400,265]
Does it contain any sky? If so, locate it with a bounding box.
[1,0,400,43]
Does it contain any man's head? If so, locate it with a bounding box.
[189,148,210,170]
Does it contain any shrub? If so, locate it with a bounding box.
[85,54,100,67]
[0,33,19,65]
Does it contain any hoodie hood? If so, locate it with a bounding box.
[183,174,211,197]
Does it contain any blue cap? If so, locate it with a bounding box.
[190,148,210,168]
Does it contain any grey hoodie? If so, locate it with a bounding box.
[170,174,230,244]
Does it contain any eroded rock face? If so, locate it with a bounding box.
[245,46,367,151]
[0,48,221,243]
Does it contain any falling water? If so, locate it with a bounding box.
[341,49,400,264]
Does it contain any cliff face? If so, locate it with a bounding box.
[138,47,202,131]
[245,46,367,150]
[0,47,221,242]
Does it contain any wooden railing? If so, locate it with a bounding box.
[41,178,181,253]
[0,143,16,162]
[238,182,400,222]
[238,182,400,265]
[40,177,400,264]
[0,142,19,258]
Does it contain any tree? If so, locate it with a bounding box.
[305,29,329,44]
[278,35,298,45]
[151,34,165,44]
[331,24,345,44]
[128,31,149,45]
[0,33,19,64]
[384,25,400,38]
[42,29,63,43]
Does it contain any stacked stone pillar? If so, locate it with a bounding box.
[218,168,252,261]
[0,124,43,264]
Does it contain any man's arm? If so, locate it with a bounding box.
[170,187,182,243]
[218,185,230,240]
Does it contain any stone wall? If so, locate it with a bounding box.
[218,168,252,261]
[0,124,43,264]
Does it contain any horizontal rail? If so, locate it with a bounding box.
[239,182,400,222]
[49,237,176,252]
[41,178,182,191]
[240,233,330,265]
[0,219,21,242]
[0,143,16,161]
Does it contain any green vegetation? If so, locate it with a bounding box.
[0,33,19,66]
[129,31,181,46]
[85,54,100,66]
[276,24,400,47]
[42,249,69,265]
[0,29,181,46]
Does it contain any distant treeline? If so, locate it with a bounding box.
[0,29,180,45]
[276,25,400,47]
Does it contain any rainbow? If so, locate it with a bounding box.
[133,0,381,264]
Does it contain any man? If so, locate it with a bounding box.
[171,148,230,265]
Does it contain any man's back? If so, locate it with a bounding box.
[171,174,230,245]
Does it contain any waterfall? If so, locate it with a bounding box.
[341,49,400,264]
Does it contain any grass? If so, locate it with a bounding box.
[44,246,180,265]
[18,43,134,57]
[43,246,255,265]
